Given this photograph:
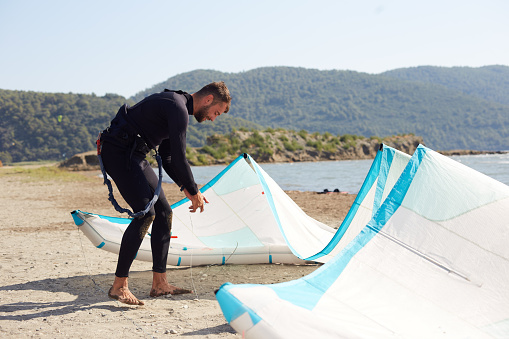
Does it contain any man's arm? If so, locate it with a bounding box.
[159,139,184,188]
[159,106,206,212]
[159,115,198,196]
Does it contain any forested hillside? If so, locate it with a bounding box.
[1,66,508,163]
[135,66,509,151]
[0,90,128,163]
[382,65,509,106]
[0,89,260,163]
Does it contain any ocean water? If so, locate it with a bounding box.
[163,152,509,194]
[449,153,509,187]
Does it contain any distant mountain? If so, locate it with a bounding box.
[0,89,260,163]
[0,91,128,163]
[1,65,508,163]
[133,66,509,151]
[382,65,509,106]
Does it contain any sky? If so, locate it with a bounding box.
[1,0,508,98]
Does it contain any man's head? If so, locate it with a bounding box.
[192,81,231,123]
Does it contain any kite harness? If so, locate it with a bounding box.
[96,105,163,219]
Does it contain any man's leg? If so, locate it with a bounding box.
[138,161,193,297]
[101,144,155,305]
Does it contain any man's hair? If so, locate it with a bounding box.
[195,81,232,113]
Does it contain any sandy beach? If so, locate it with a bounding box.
[0,165,355,338]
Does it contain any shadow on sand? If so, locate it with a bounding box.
[0,269,209,321]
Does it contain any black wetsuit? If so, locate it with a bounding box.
[100,90,198,277]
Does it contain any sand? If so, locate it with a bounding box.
[0,165,355,338]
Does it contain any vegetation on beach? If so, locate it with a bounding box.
[0,164,91,182]
[184,128,419,166]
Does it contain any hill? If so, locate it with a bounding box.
[0,89,260,163]
[1,65,509,163]
[382,65,509,106]
[134,66,509,151]
[0,90,128,163]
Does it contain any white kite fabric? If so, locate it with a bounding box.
[72,153,311,265]
[216,145,509,338]
[72,145,410,266]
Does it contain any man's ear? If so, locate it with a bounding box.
[204,94,214,105]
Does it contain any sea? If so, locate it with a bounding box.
[162,152,509,194]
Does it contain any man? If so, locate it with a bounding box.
[99,81,231,305]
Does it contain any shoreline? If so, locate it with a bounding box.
[52,148,509,172]
[436,149,509,156]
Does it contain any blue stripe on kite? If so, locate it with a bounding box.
[369,145,427,233]
[170,198,187,209]
[170,154,245,209]
[373,146,395,215]
[71,211,85,226]
[304,146,387,261]
[97,241,105,248]
[97,214,132,224]
[216,283,262,325]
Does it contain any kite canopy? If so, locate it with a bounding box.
[72,153,314,265]
[72,145,410,266]
[216,145,509,338]
[72,145,412,266]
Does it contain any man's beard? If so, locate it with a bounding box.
[194,103,212,123]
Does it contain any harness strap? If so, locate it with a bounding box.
[97,132,163,219]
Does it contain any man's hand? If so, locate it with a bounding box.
[183,188,209,213]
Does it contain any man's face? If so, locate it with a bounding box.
[194,101,228,123]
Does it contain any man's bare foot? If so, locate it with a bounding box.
[108,277,144,305]
[150,272,192,297]
[108,287,145,305]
